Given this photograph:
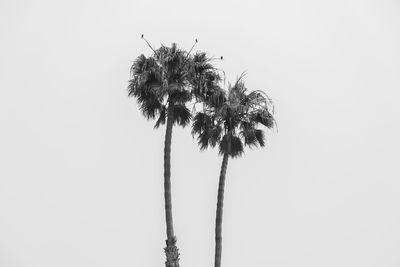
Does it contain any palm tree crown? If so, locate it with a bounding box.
[192,77,276,157]
[128,43,221,127]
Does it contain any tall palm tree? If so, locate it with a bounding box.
[128,43,220,267]
[191,77,276,267]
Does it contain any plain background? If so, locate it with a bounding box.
[1,0,400,266]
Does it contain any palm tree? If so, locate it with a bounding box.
[191,77,276,267]
[128,42,220,267]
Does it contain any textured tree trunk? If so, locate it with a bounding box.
[214,153,229,267]
[163,106,180,267]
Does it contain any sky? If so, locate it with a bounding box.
[1,0,400,266]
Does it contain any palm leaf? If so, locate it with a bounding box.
[172,104,191,127]
[219,134,244,157]
[154,105,167,128]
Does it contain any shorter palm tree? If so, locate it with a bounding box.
[191,77,275,267]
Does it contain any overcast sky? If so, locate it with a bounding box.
[1,0,400,266]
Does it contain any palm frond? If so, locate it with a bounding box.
[154,105,166,128]
[172,104,192,127]
[251,110,275,128]
[197,131,211,150]
[208,125,222,147]
[191,52,214,73]
[192,112,212,135]
[188,51,224,105]
[219,134,244,158]
[130,54,147,76]
[206,86,226,108]
[254,129,265,147]
[191,112,222,150]
[139,96,163,120]
[240,122,258,148]
[168,83,191,104]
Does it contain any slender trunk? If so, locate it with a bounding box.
[163,106,180,267]
[214,153,229,267]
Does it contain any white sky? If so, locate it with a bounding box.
[1,0,400,266]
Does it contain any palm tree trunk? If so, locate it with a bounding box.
[163,106,180,267]
[214,152,229,267]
